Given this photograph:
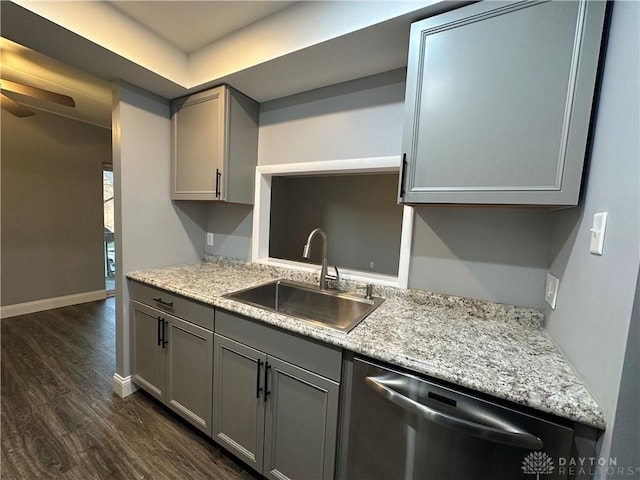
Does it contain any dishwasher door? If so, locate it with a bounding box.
[344,357,574,480]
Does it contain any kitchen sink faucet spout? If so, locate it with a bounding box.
[302,228,329,290]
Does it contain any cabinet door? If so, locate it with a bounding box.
[165,315,213,436]
[264,356,339,480]
[399,0,607,205]
[172,86,227,200]
[213,334,267,471]
[130,301,165,401]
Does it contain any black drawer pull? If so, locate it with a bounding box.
[215,168,221,198]
[153,297,173,308]
[157,317,162,346]
[256,359,263,399]
[264,361,271,402]
[399,153,408,198]
[161,319,168,348]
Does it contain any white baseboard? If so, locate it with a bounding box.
[112,373,138,398]
[0,290,107,319]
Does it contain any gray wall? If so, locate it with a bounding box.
[202,69,409,263]
[255,69,553,308]
[1,108,111,306]
[545,1,640,475]
[608,268,639,477]
[204,203,253,260]
[114,82,207,377]
[258,69,406,165]
[269,174,402,275]
[410,208,552,309]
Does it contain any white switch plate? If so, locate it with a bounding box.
[545,273,559,309]
[206,232,214,246]
[589,212,608,255]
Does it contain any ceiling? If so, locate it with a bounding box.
[0,38,113,128]
[1,1,463,127]
[1,1,297,128]
[107,1,297,53]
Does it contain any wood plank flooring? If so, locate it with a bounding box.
[1,298,259,480]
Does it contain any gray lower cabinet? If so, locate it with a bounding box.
[213,310,341,480]
[131,301,166,401]
[213,335,266,471]
[263,355,339,480]
[399,0,608,206]
[129,282,214,436]
[165,315,213,433]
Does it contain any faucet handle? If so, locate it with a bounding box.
[325,266,340,288]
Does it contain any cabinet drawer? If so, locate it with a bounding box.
[129,280,214,331]
[216,309,342,382]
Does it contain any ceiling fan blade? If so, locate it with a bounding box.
[0,93,35,117]
[0,79,76,108]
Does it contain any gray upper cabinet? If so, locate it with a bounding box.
[171,85,259,203]
[129,281,214,436]
[214,310,341,480]
[398,0,608,206]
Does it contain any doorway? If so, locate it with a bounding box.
[103,166,115,294]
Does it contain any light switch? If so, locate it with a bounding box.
[589,212,608,255]
[545,273,559,309]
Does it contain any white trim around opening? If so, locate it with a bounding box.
[251,156,413,288]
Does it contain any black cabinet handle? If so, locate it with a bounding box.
[256,359,263,399]
[153,297,173,308]
[157,317,162,346]
[215,168,221,198]
[399,153,408,198]
[264,361,271,402]
[161,319,168,349]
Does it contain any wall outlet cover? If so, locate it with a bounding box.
[206,232,214,246]
[545,273,560,309]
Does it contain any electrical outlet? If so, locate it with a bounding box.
[369,261,375,268]
[206,232,214,246]
[545,273,559,309]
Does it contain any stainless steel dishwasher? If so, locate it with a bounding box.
[342,357,574,480]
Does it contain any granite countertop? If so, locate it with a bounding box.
[127,256,605,430]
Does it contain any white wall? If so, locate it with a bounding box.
[113,82,206,378]
[545,2,640,475]
[1,108,111,306]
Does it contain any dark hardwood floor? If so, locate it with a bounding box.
[1,298,259,480]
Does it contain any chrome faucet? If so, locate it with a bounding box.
[302,228,329,290]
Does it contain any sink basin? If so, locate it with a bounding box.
[223,279,384,333]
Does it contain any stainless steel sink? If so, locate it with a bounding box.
[223,279,384,333]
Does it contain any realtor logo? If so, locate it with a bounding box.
[522,451,555,479]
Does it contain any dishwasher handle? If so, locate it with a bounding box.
[365,376,544,450]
